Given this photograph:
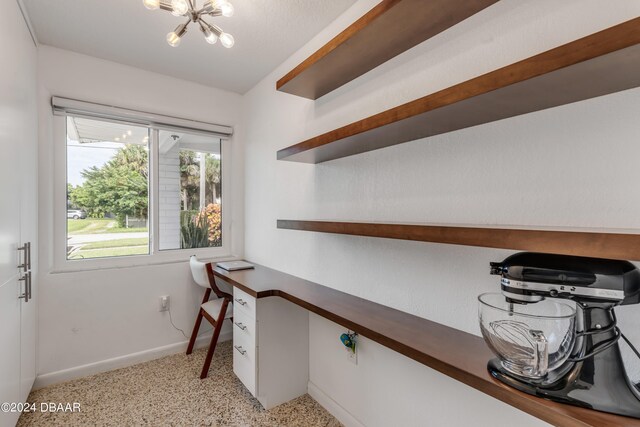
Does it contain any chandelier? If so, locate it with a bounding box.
[143,0,235,48]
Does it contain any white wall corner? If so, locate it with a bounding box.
[308,381,365,427]
[16,0,38,47]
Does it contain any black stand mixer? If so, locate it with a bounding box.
[482,252,640,418]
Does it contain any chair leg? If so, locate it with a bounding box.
[187,288,212,355]
[200,300,229,379]
[186,309,204,355]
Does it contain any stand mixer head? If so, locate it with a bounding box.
[490,252,640,306]
[480,252,640,419]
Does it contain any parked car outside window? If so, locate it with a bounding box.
[67,209,87,219]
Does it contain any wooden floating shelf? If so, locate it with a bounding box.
[276,0,500,100]
[213,262,640,426]
[277,220,640,261]
[277,18,640,163]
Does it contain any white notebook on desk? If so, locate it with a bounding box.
[217,261,254,271]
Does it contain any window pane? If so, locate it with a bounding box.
[158,130,222,250]
[66,116,150,260]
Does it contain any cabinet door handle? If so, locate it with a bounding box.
[234,345,247,355]
[27,271,32,301]
[17,242,31,272]
[234,298,247,306]
[26,242,31,271]
[17,243,27,271]
[19,274,29,303]
[233,321,247,331]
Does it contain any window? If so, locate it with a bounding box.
[66,117,150,260]
[157,129,222,251]
[58,102,230,266]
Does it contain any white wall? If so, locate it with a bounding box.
[241,1,640,425]
[35,45,244,385]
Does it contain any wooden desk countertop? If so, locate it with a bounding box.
[212,262,640,427]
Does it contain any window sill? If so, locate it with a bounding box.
[50,249,241,274]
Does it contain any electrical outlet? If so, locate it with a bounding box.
[347,347,357,365]
[340,330,358,365]
[159,295,170,312]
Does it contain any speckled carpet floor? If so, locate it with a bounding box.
[18,341,341,427]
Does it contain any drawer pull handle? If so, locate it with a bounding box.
[234,321,247,331]
[234,298,247,306]
[234,345,247,355]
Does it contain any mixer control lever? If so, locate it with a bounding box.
[490,262,504,275]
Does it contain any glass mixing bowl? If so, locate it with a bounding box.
[478,292,576,379]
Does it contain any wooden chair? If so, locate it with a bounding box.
[186,256,233,379]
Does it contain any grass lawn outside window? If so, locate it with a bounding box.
[67,218,149,259]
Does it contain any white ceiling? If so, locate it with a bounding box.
[22,0,356,94]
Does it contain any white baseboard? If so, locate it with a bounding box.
[33,331,232,390]
[308,381,364,427]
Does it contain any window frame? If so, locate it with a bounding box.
[53,114,234,273]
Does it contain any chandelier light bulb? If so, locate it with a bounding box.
[220,2,234,17]
[171,0,189,16]
[220,32,234,48]
[166,31,182,47]
[167,23,187,47]
[205,32,218,44]
[143,0,160,10]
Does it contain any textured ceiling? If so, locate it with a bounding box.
[22,0,356,93]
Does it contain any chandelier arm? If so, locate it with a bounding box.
[208,21,224,37]
[210,22,223,34]
[199,18,223,37]
[175,18,191,36]
[159,0,173,12]
[197,9,222,19]
[198,0,223,16]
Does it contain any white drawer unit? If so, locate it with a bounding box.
[231,288,309,410]
[232,288,258,397]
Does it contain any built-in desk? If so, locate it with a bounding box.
[212,262,640,427]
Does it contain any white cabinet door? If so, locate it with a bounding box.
[18,64,38,403]
[0,0,28,292]
[0,0,39,414]
[0,278,23,427]
[0,88,21,292]
[0,49,24,427]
